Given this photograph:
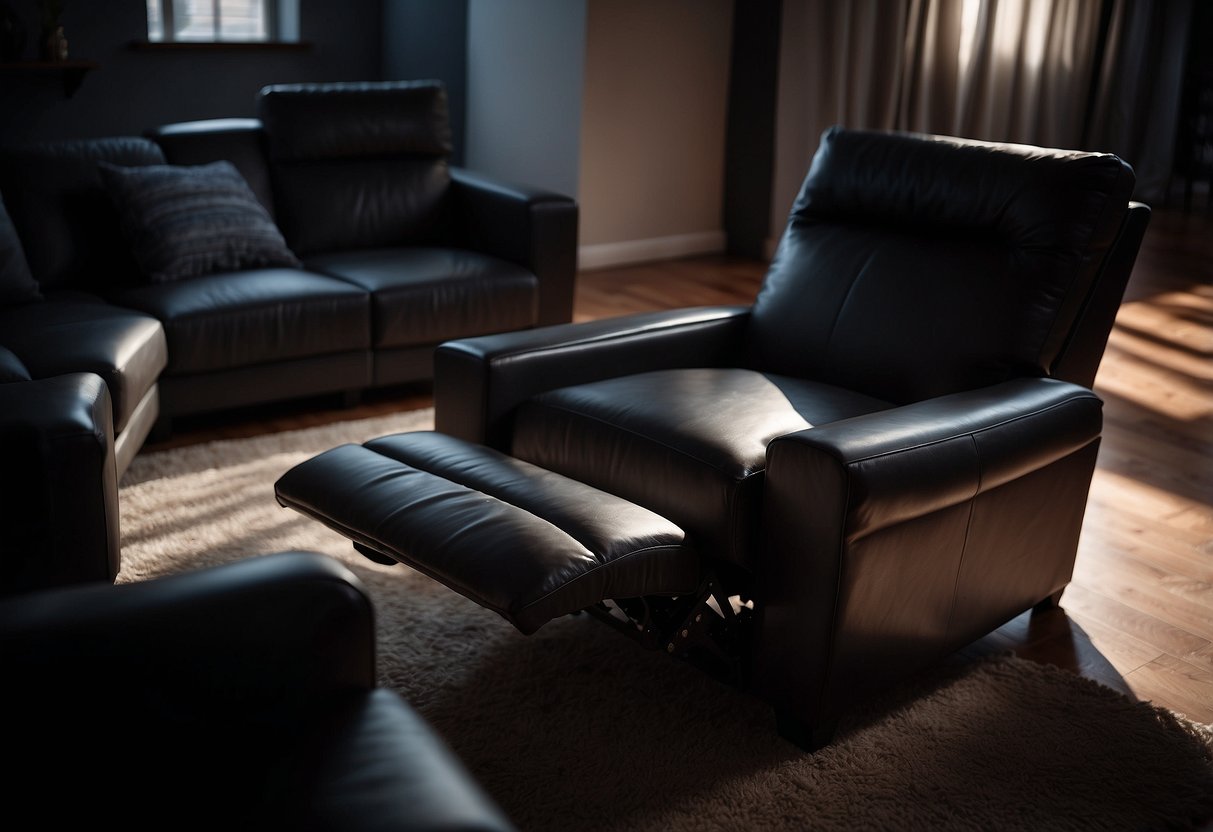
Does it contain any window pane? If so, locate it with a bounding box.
[172,0,216,42]
[146,0,164,41]
[219,0,268,41]
[147,0,279,43]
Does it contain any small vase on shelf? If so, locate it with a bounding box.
[42,25,67,62]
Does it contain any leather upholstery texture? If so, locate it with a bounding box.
[276,431,698,634]
[512,368,892,568]
[0,551,517,831]
[0,294,166,433]
[306,247,538,348]
[259,80,454,256]
[108,268,370,374]
[0,372,118,594]
[748,127,1136,404]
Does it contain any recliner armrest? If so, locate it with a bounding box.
[770,377,1103,541]
[0,550,376,720]
[450,167,579,326]
[754,377,1104,734]
[434,305,751,448]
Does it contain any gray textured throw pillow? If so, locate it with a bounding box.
[98,160,302,284]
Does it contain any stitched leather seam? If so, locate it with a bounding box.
[837,393,1099,466]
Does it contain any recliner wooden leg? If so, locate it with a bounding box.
[1032,588,1065,612]
[775,709,837,752]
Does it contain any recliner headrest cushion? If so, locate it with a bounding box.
[794,126,1134,260]
[748,127,1136,404]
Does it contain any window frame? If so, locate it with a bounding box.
[145,0,299,46]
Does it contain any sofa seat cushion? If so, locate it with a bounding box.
[305,247,537,348]
[108,269,370,375]
[511,368,894,568]
[0,294,167,433]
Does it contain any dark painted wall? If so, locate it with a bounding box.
[0,0,382,144]
[723,0,780,259]
[382,0,466,165]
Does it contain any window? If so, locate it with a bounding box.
[146,0,299,44]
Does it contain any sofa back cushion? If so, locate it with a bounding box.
[0,137,166,292]
[148,118,277,219]
[747,127,1135,404]
[0,193,42,305]
[257,80,454,257]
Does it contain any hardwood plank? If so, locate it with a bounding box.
[1057,582,1209,661]
[1123,653,1213,723]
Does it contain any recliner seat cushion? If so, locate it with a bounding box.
[107,269,370,374]
[510,368,893,567]
[0,295,166,433]
[748,127,1135,404]
[306,247,537,348]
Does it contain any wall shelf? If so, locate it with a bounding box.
[0,60,99,97]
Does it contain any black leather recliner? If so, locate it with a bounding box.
[276,127,1151,750]
[0,550,517,831]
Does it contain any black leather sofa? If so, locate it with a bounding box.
[0,80,577,481]
[0,80,576,592]
[0,549,517,831]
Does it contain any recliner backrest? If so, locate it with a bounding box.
[747,127,1136,404]
[257,80,454,257]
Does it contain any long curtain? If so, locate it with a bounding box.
[773,0,1191,216]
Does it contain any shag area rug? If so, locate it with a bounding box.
[118,409,1213,832]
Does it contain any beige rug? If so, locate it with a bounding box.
[118,409,1213,832]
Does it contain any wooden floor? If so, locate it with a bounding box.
[147,205,1213,724]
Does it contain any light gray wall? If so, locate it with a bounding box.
[382,0,468,165]
[464,0,587,198]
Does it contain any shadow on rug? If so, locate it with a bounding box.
[118,410,1213,832]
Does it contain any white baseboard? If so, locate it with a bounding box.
[578,230,727,271]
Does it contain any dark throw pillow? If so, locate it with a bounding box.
[98,160,302,284]
[0,193,43,305]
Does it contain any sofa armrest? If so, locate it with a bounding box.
[0,551,376,719]
[288,688,519,832]
[0,372,119,595]
[449,167,578,326]
[753,378,1104,742]
[434,305,751,448]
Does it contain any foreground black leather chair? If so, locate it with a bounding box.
[0,551,516,831]
[276,127,1151,750]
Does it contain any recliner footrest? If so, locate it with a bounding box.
[274,431,699,635]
